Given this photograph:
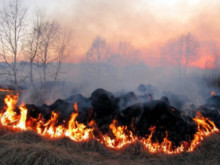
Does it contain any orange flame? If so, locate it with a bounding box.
[15,105,28,130]
[1,95,18,126]
[101,119,137,149]
[188,111,219,152]
[141,126,184,154]
[0,94,219,154]
[65,102,94,141]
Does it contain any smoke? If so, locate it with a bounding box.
[37,0,220,64]
[18,61,218,110]
[14,0,220,109]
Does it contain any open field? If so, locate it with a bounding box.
[0,126,219,165]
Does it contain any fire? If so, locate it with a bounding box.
[15,105,27,130]
[65,102,94,141]
[1,95,18,126]
[38,111,65,138]
[141,111,219,154]
[0,96,93,141]
[0,88,13,93]
[188,111,219,152]
[101,119,137,149]
[0,94,219,154]
[141,126,184,154]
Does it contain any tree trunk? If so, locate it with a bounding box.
[14,69,18,92]
[54,62,61,82]
[43,62,46,85]
[30,59,34,86]
[43,43,48,88]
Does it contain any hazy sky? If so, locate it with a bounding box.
[25,0,220,67]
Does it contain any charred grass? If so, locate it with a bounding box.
[0,127,219,165]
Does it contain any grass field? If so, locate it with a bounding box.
[0,127,219,165]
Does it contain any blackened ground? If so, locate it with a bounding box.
[118,100,197,147]
[52,88,197,146]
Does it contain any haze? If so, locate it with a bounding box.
[25,0,220,68]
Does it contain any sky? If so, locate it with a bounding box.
[24,0,220,68]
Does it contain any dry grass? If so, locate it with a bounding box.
[0,127,219,165]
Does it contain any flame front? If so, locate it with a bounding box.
[142,127,185,154]
[188,111,219,152]
[0,94,219,154]
[65,102,94,141]
[101,119,137,149]
[0,96,93,142]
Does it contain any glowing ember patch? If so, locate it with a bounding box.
[211,91,216,96]
[0,88,13,92]
[73,102,78,112]
[0,94,219,154]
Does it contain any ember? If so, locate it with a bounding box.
[0,88,14,93]
[211,91,216,96]
[0,93,219,154]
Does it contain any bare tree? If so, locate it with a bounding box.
[0,0,27,91]
[161,36,184,66]
[111,41,139,65]
[26,10,67,88]
[161,33,199,74]
[53,30,71,82]
[25,10,45,87]
[37,20,59,87]
[161,33,199,87]
[183,33,199,76]
[86,36,109,81]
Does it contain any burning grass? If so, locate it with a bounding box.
[0,94,219,154]
[0,129,219,165]
[0,91,220,164]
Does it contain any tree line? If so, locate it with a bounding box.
[0,0,71,91]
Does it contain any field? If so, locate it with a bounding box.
[0,127,219,165]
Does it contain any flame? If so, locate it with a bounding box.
[1,95,18,126]
[141,126,185,154]
[101,119,137,149]
[15,105,28,130]
[0,94,219,154]
[65,102,94,141]
[38,111,65,138]
[188,111,219,152]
